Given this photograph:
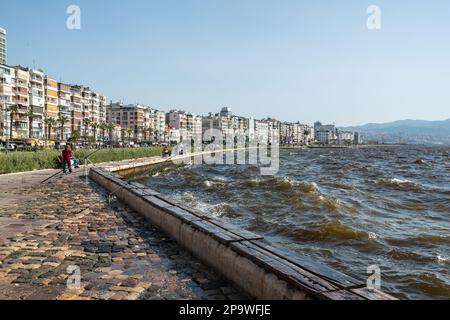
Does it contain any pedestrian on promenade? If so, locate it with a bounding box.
[162,146,170,158]
[61,144,73,174]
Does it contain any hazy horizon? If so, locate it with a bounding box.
[1,0,450,126]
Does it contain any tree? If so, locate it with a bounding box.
[90,122,99,142]
[26,108,35,139]
[45,117,57,140]
[125,128,133,144]
[69,130,81,143]
[82,118,91,140]
[99,122,108,142]
[7,105,18,140]
[149,128,155,141]
[107,123,116,142]
[57,116,70,141]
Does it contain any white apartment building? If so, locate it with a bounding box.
[254,120,269,144]
[28,69,45,139]
[0,64,13,140]
[0,27,6,65]
[314,121,336,144]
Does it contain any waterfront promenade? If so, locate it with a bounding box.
[0,164,245,300]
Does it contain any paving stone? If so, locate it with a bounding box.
[0,168,245,301]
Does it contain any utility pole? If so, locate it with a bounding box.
[1,96,9,153]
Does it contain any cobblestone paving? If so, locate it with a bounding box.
[0,168,246,300]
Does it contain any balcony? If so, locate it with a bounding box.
[32,106,44,115]
[59,106,71,114]
[58,99,70,107]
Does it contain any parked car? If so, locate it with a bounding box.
[5,143,17,151]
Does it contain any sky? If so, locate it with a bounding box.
[1,0,449,126]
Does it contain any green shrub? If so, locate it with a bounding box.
[0,147,163,174]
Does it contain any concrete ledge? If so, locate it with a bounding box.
[89,159,397,300]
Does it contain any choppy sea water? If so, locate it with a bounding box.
[136,146,450,300]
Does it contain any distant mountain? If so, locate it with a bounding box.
[340,119,450,144]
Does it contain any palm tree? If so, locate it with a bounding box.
[69,130,81,143]
[26,108,35,139]
[45,117,57,140]
[99,122,108,142]
[57,116,69,141]
[147,127,154,142]
[82,118,91,140]
[107,123,116,142]
[7,105,18,140]
[125,128,133,145]
[90,122,99,142]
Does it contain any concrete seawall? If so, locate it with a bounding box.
[89,153,396,300]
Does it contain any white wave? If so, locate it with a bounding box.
[390,178,414,185]
[204,180,213,187]
[368,232,378,240]
[437,255,450,264]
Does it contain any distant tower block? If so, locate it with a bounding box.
[0,27,6,65]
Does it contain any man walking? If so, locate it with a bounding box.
[62,144,73,174]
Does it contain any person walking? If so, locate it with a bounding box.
[62,144,73,174]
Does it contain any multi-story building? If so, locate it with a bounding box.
[353,132,363,145]
[58,83,72,140]
[0,27,6,65]
[28,69,45,139]
[337,130,353,144]
[2,61,106,143]
[70,85,83,137]
[264,118,281,144]
[99,94,107,123]
[280,122,293,145]
[44,77,59,139]
[11,66,30,139]
[153,110,166,141]
[91,92,101,124]
[314,121,336,144]
[186,113,202,140]
[167,110,188,142]
[107,102,162,143]
[202,113,232,141]
[254,120,269,144]
[304,125,314,145]
[0,64,14,140]
[81,87,92,127]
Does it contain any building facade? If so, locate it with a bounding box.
[0,27,6,65]
[314,121,337,145]
[12,66,30,139]
[28,69,45,139]
[107,102,166,143]
[0,64,14,140]
[0,63,107,143]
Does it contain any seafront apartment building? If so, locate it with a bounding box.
[0,63,107,142]
[107,102,167,143]
[0,27,6,65]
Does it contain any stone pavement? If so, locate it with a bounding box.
[0,167,247,300]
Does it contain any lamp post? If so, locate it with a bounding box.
[0,95,9,153]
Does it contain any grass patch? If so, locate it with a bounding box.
[0,147,163,174]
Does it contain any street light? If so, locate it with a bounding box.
[0,95,10,152]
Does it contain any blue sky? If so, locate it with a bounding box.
[1,0,449,126]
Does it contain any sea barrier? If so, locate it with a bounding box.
[89,152,396,300]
